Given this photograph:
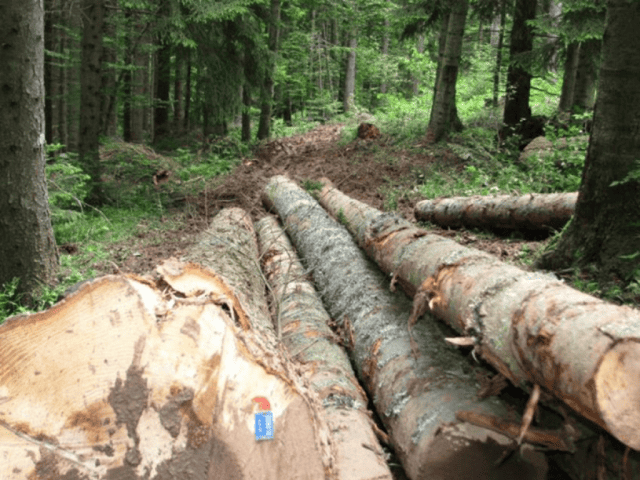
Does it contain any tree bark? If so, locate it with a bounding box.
[558,42,579,112]
[503,0,537,131]
[154,40,171,143]
[343,33,357,113]
[183,48,192,132]
[255,216,394,480]
[492,0,506,108]
[173,46,183,131]
[316,179,640,452]
[242,84,251,143]
[536,0,640,282]
[66,0,81,153]
[79,0,105,203]
[415,192,578,231]
[572,38,601,112]
[257,0,280,140]
[44,0,55,145]
[426,0,468,143]
[263,176,549,480]
[100,0,117,137]
[0,0,59,299]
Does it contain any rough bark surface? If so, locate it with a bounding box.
[263,176,548,480]
[0,211,334,479]
[537,0,640,281]
[256,215,393,480]
[414,192,577,231]
[0,0,59,295]
[317,179,640,452]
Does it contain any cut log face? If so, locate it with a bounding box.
[0,264,329,479]
[316,178,640,453]
[414,192,578,231]
[263,176,549,480]
[256,215,394,480]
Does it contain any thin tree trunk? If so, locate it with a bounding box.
[503,0,537,130]
[343,33,357,113]
[66,0,81,152]
[257,0,280,140]
[44,0,55,145]
[173,46,183,131]
[558,42,579,112]
[79,0,105,203]
[429,15,449,121]
[411,34,425,96]
[241,84,251,143]
[316,179,640,453]
[57,5,69,151]
[100,0,117,137]
[380,14,390,94]
[154,40,171,142]
[255,216,393,480]
[492,0,506,107]
[183,48,191,132]
[426,0,468,143]
[572,38,601,112]
[0,0,58,299]
[415,192,578,231]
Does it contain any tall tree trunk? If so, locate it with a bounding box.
[380,15,390,94]
[492,0,506,107]
[343,33,357,113]
[100,0,117,137]
[536,0,640,282]
[242,83,251,143]
[154,40,171,143]
[558,41,579,112]
[572,38,601,112]
[57,3,69,151]
[429,15,448,121]
[130,37,148,142]
[79,0,105,204]
[0,0,58,299]
[411,34,425,96]
[173,46,183,131]
[502,0,537,131]
[66,0,81,153]
[426,0,468,143]
[257,0,281,140]
[183,48,191,132]
[44,0,55,145]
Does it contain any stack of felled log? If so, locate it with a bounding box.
[2,176,639,479]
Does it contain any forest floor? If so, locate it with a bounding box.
[106,122,542,278]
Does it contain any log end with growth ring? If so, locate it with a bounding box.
[595,340,640,450]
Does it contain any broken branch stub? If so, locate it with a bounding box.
[414,192,578,231]
[263,175,549,480]
[256,215,393,480]
[317,179,640,452]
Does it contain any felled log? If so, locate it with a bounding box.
[0,208,334,479]
[317,179,640,453]
[256,215,394,480]
[263,175,549,480]
[414,192,578,231]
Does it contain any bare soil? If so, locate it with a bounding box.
[105,123,541,278]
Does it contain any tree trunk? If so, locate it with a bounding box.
[257,0,280,141]
[536,0,640,282]
[0,253,333,478]
[316,179,640,453]
[66,0,82,153]
[255,216,394,480]
[502,0,537,131]
[415,192,578,231]
[79,0,105,203]
[173,46,183,131]
[380,11,390,95]
[263,176,549,480]
[44,0,55,145]
[426,0,468,143]
[241,84,251,143]
[154,40,171,143]
[0,0,58,299]
[100,0,117,137]
[57,3,69,151]
[343,33,357,113]
[492,0,506,108]
[183,48,192,132]
[572,38,601,112]
[558,42,579,112]
[411,34,425,96]
[429,15,448,121]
